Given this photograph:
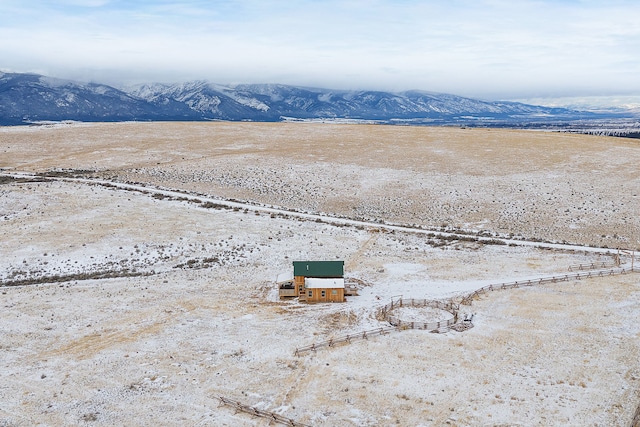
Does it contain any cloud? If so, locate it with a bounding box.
[1,0,639,98]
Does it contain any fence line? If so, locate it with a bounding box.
[568,261,617,271]
[387,315,456,331]
[380,298,458,332]
[375,298,459,320]
[294,326,398,356]
[217,396,311,427]
[460,267,638,305]
[296,299,461,356]
[295,267,639,356]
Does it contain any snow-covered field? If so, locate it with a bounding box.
[1,122,639,426]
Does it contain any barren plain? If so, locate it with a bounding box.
[1,121,639,426]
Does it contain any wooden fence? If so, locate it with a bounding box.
[294,326,398,356]
[376,298,458,320]
[388,316,456,331]
[376,297,458,331]
[460,267,638,306]
[568,261,617,271]
[295,298,461,356]
[217,396,311,427]
[295,267,639,356]
[387,314,456,332]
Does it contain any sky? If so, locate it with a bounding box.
[1,0,640,101]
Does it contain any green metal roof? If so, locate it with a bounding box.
[293,261,344,278]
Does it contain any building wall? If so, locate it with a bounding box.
[294,273,346,303]
[306,287,345,303]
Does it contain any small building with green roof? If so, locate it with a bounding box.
[279,260,345,302]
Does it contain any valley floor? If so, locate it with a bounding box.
[1,122,639,426]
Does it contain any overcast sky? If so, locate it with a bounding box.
[1,0,639,100]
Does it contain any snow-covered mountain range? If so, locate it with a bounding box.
[0,71,626,126]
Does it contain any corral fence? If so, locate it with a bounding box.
[377,297,459,332]
[294,267,639,356]
[217,396,311,427]
[460,267,639,306]
[376,298,459,321]
[387,313,456,332]
[568,261,617,271]
[295,298,462,356]
[294,326,397,356]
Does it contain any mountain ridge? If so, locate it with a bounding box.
[0,71,627,126]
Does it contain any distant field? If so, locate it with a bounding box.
[2,121,639,248]
[1,122,639,426]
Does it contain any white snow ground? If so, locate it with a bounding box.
[1,122,639,426]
